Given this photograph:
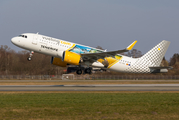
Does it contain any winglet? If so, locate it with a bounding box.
[127,40,137,50]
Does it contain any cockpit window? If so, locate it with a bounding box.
[19,35,27,38]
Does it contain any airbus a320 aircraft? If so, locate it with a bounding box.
[11,33,171,75]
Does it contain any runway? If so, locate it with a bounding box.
[0,84,179,91]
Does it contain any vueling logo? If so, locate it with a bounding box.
[61,41,71,46]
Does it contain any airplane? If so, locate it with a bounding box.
[11,33,171,75]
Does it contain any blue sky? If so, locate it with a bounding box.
[0,0,179,60]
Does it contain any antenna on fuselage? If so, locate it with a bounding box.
[37,32,39,34]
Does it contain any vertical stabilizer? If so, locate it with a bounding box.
[138,40,170,67]
[124,40,170,73]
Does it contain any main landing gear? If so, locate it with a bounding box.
[84,68,92,74]
[76,69,83,75]
[27,51,34,61]
[76,67,92,75]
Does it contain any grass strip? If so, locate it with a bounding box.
[1,80,179,85]
[0,93,179,120]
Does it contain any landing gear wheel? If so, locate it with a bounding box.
[76,69,82,75]
[27,57,32,61]
[85,68,92,74]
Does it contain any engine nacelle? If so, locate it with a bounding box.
[57,50,64,58]
[63,51,81,65]
[51,57,67,67]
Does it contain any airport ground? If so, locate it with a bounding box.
[0,79,179,120]
[1,79,179,85]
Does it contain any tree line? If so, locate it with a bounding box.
[0,45,65,75]
[0,45,179,75]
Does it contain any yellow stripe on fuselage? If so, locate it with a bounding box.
[97,56,123,68]
[107,56,122,68]
[67,44,76,51]
[107,60,119,68]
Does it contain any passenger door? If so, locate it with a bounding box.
[32,34,38,45]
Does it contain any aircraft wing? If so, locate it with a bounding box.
[81,41,137,62]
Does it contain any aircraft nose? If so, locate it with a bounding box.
[11,37,18,45]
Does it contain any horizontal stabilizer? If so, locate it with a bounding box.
[149,66,173,73]
[149,66,173,69]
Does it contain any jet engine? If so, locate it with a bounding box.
[51,51,81,67]
[51,57,67,67]
[62,51,81,65]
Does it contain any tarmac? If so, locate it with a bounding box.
[0,84,179,91]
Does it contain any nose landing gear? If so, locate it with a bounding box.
[27,51,34,61]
